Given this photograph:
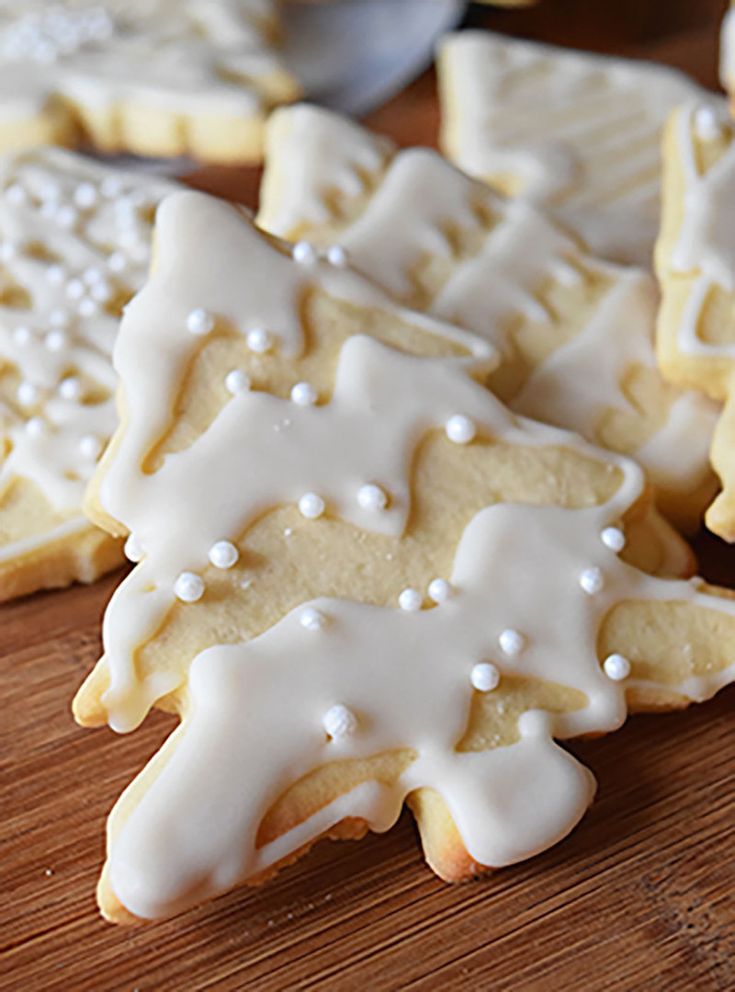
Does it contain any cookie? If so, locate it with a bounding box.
[73,191,735,923]
[0,1,300,164]
[655,100,735,541]
[258,104,718,533]
[437,31,716,267]
[0,146,175,600]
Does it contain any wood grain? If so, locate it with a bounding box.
[2,3,735,990]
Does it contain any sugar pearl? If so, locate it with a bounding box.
[208,540,239,570]
[322,704,357,739]
[25,416,45,437]
[224,369,251,395]
[174,571,204,603]
[694,105,722,142]
[124,534,144,563]
[17,381,38,406]
[82,266,103,287]
[46,264,66,285]
[101,176,123,199]
[66,278,85,300]
[300,607,326,631]
[603,653,631,681]
[292,240,318,265]
[471,662,500,692]
[108,251,127,273]
[357,483,388,512]
[0,241,17,262]
[79,434,102,459]
[290,381,317,406]
[45,329,67,351]
[5,183,27,205]
[298,492,325,519]
[78,298,98,318]
[579,567,604,595]
[326,244,348,267]
[90,281,112,303]
[55,205,78,229]
[12,325,31,346]
[445,414,476,445]
[73,182,98,209]
[498,628,525,657]
[186,308,215,336]
[428,578,452,603]
[601,526,626,553]
[246,328,272,354]
[58,375,81,401]
[49,309,69,328]
[398,587,422,612]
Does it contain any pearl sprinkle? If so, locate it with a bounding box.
[326,245,348,267]
[427,578,452,603]
[174,572,205,603]
[601,527,626,553]
[290,381,317,406]
[292,241,318,265]
[298,492,325,519]
[208,540,239,569]
[186,308,215,336]
[79,434,102,460]
[498,628,525,657]
[445,414,476,444]
[246,328,272,353]
[225,369,251,395]
[471,662,500,692]
[59,377,82,402]
[357,483,388,512]
[398,588,422,611]
[579,567,604,595]
[603,654,631,681]
[322,704,357,739]
[300,607,326,631]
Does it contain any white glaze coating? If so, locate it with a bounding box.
[92,192,735,921]
[257,109,719,518]
[0,146,173,554]
[438,31,717,266]
[669,102,735,359]
[0,0,290,127]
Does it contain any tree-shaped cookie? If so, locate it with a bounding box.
[0,0,299,163]
[0,146,175,599]
[437,32,717,266]
[655,100,735,540]
[258,104,718,533]
[74,192,735,922]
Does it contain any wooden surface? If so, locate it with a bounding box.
[2,3,735,990]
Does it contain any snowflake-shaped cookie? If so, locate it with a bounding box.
[73,192,735,922]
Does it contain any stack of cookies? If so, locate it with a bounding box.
[1,2,734,924]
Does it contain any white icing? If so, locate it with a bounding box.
[438,31,719,267]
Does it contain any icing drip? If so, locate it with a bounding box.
[107,502,735,919]
[439,31,719,266]
[258,120,718,518]
[0,148,173,534]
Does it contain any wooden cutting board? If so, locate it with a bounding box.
[2,4,734,990]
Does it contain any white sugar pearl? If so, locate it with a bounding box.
[174,571,204,603]
[78,298,98,318]
[428,578,452,603]
[17,381,38,406]
[322,704,357,739]
[5,184,27,205]
[498,628,525,657]
[58,376,81,400]
[79,434,102,459]
[73,182,97,209]
[292,240,318,265]
[0,240,17,262]
[25,416,45,437]
[44,329,67,351]
[398,587,422,612]
[107,251,127,273]
[326,244,348,267]
[298,492,325,519]
[90,281,112,303]
[101,176,123,199]
[82,266,104,287]
[579,567,604,595]
[603,653,631,681]
[246,328,272,354]
[55,205,78,229]
[601,527,626,553]
[46,264,66,285]
[694,105,722,142]
[471,662,500,692]
[445,414,476,445]
[124,533,144,563]
[300,607,326,631]
[12,325,31,346]
[49,309,69,328]
[208,540,239,569]
[290,381,317,406]
[66,278,85,300]
[225,369,251,395]
[186,308,214,336]
[357,483,387,512]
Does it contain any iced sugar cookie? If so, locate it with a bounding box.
[72,192,735,922]
[258,104,718,533]
[655,100,735,541]
[437,31,716,267]
[0,146,175,600]
[0,1,299,164]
